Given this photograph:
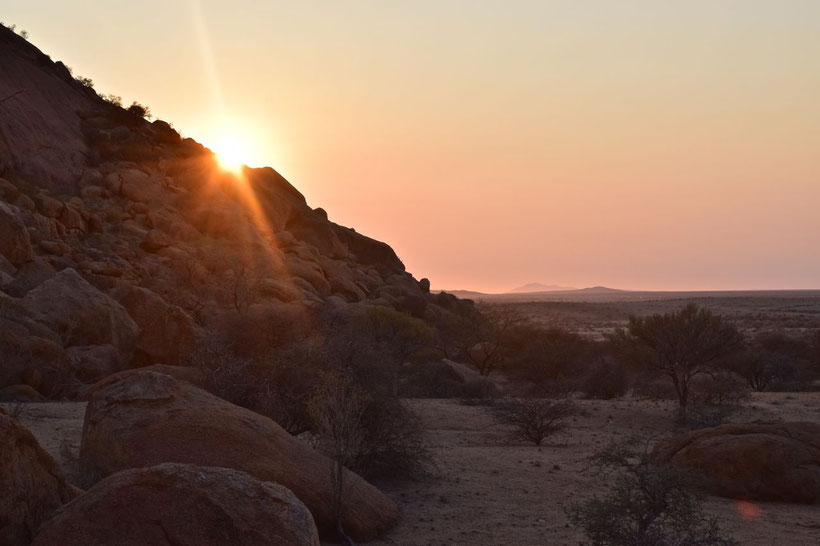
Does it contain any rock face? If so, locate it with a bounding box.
[23,268,138,357]
[32,463,320,546]
[653,422,820,503]
[0,412,79,545]
[80,372,399,541]
[0,202,32,265]
[0,27,94,192]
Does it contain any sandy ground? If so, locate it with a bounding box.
[5,393,820,545]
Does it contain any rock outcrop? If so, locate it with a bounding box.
[23,268,138,358]
[653,422,820,503]
[79,372,399,541]
[32,463,320,546]
[0,412,79,545]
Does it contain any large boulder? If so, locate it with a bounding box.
[653,422,820,503]
[80,372,399,541]
[0,412,79,545]
[111,285,198,365]
[32,463,319,546]
[0,202,32,266]
[23,268,138,357]
[77,364,206,400]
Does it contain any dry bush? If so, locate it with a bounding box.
[493,398,576,446]
[567,438,737,546]
[185,333,254,404]
[579,358,629,400]
[309,374,368,542]
[354,396,432,479]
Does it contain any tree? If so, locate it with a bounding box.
[610,304,742,422]
[567,438,737,546]
[463,304,526,377]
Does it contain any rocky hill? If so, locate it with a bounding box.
[0,25,469,398]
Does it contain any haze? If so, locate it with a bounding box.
[4,0,819,292]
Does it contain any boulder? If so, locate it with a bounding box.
[80,372,399,541]
[0,202,32,265]
[111,285,198,365]
[0,384,45,402]
[119,169,164,203]
[66,344,124,384]
[257,277,303,303]
[653,422,820,503]
[0,413,79,545]
[23,268,138,356]
[78,365,206,400]
[32,463,320,546]
[3,258,56,297]
[0,321,71,396]
[139,229,171,253]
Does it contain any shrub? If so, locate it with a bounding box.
[354,395,432,479]
[400,360,468,398]
[493,398,576,446]
[308,374,368,540]
[567,438,737,546]
[75,76,94,88]
[579,358,629,400]
[127,101,151,120]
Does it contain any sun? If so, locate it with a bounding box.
[212,135,248,173]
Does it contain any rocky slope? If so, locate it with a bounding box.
[0,25,468,397]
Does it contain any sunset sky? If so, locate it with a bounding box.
[4,1,819,292]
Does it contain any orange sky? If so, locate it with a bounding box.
[5,1,820,292]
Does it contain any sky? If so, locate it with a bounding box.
[3,1,819,292]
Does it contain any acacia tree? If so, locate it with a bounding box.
[463,304,526,377]
[610,304,742,422]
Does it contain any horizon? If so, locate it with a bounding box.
[4,1,819,293]
[442,283,820,295]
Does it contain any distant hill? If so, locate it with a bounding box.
[509,283,576,293]
[573,286,626,294]
[436,285,625,300]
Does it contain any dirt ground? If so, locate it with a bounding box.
[5,393,820,545]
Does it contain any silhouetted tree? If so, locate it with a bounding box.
[610,304,742,422]
[463,304,526,377]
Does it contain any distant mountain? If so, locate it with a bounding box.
[573,286,626,294]
[509,283,576,293]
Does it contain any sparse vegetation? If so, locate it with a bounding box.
[609,304,743,422]
[567,438,737,546]
[127,101,151,120]
[309,374,368,544]
[493,398,576,446]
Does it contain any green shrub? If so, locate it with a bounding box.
[567,438,737,546]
